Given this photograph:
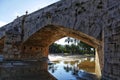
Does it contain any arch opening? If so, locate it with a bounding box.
[21,25,103,77]
[48,37,96,80]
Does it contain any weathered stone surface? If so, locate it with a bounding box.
[102,0,120,79]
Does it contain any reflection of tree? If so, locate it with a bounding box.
[52,58,95,74]
[77,59,95,73]
[64,65,72,72]
[52,67,55,73]
[64,61,70,64]
[63,58,95,74]
[48,57,96,80]
[70,61,75,65]
[52,60,60,64]
[48,63,57,73]
[72,66,79,75]
[70,60,78,66]
[64,60,79,65]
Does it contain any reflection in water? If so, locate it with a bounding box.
[48,55,98,80]
[0,56,98,80]
[0,60,56,80]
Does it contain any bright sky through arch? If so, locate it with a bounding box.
[55,37,68,45]
[0,0,60,27]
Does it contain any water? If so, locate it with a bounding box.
[48,55,98,80]
[0,55,98,80]
[0,60,56,80]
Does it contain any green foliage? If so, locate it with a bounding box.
[65,37,73,44]
[49,38,95,55]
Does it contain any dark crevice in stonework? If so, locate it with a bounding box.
[97,31,102,40]
[37,16,40,19]
[73,9,78,30]
[29,47,32,50]
[24,46,26,49]
[21,15,27,41]
[64,8,68,11]
[36,48,38,50]
[46,12,52,19]
[73,2,87,30]
[75,3,81,7]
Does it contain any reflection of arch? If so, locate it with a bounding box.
[22,25,103,77]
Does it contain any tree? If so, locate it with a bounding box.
[49,38,95,55]
[73,38,80,45]
[65,37,73,44]
[78,41,94,54]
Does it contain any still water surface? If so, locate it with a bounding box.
[0,55,98,80]
[48,55,98,80]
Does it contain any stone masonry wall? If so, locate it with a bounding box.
[103,0,120,79]
[2,16,26,59]
[23,0,105,42]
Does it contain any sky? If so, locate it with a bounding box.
[0,0,70,45]
[55,37,68,45]
[0,0,60,27]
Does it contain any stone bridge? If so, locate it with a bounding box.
[0,0,120,79]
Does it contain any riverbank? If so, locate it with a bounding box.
[48,54,95,61]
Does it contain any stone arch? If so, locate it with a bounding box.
[21,25,103,77]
